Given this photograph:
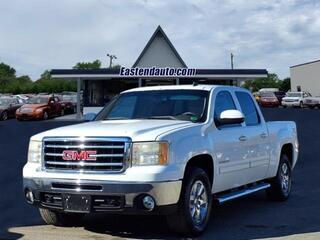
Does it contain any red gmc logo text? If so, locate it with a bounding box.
[62,150,97,161]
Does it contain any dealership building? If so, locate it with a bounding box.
[51,26,268,118]
[290,60,320,96]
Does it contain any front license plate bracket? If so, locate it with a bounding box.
[63,194,91,213]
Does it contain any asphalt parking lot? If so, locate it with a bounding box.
[1,108,320,240]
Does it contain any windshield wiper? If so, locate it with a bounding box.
[144,116,179,120]
[104,117,129,120]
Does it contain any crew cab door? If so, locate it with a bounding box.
[212,90,251,192]
[234,91,270,182]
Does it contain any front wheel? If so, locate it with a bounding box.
[39,208,84,227]
[300,101,304,108]
[43,111,49,120]
[1,111,8,121]
[166,167,212,237]
[267,154,292,201]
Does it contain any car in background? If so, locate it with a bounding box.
[273,91,286,103]
[304,96,320,109]
[253,92,261,103]
[0,97,23,120]
[259,92,280,107]
[16,95,63,120]
[13,94,29,104]
[282,91,311,108]
[59,94,77,114]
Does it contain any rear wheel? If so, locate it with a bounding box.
[39,208,84,227]
[166,167,212,237]
[267,154,292,201]
[0,111,8,121]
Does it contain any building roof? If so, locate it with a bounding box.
[290,59,320,68]
[132,25,187,68]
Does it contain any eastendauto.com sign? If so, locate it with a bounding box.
[120,67,196,77]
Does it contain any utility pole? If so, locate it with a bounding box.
[230,53,234,69]
[107,53,117,68]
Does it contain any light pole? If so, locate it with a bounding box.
[107,53,117,68]
[230,53,234,69]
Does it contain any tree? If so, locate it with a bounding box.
[0,62,16,77]
[279,78,291,92]
[243,73,281,92]
[73,60,101,70]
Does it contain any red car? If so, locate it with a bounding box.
[16,95,63,120]
[259,92,280,107]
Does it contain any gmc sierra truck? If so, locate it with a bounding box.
[23,85,298,236]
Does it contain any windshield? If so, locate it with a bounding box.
[62,95,76,102]
[0,98,11,105]
[286,92,301,97]
[27,97,49,104]
[260,92,275,97]
[95,90,209,122]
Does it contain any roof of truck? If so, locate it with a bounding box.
[124,85,224,93]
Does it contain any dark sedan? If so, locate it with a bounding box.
[0,97,23,120]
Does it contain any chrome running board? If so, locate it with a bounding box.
[216,182,270,204]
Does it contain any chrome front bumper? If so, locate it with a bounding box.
[23,178,182,214]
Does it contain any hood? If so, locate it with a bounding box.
[21,103,47,109]
[31,119,194,142]
[282,97,300,101]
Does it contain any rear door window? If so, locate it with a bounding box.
[235,91,260,126]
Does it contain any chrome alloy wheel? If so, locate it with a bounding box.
[280,162,291,194]
[189,180,208,226]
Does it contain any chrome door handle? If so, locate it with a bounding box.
[260,133,268,139]
[239,136,247,141]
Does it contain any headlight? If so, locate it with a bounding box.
[27,140,42,163]
[132,142,168,166]
[35,108,43,113]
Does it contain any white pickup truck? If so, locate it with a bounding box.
[23,85,299,236]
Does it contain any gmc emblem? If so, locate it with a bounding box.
[62,150,97,161]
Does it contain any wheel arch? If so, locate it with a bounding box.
[281,143,294,168]
[183,154,214,187]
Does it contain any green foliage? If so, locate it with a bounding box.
[242,73,291,92]
[0,62,78,94]
[279,78,291,92]
[73,60,101,69]
[0,62,16,77]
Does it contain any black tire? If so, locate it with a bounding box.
[39,208,84,227]
[267,154,292,201]
[300,101,304,108]
[1,111,8,121]
[166,167,212,237]
[43,111,49,120]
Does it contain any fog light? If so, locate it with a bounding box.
[142,195,155,211]
[25,189,34,204]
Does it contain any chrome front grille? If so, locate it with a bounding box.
[43,137,131,173]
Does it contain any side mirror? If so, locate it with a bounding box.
[217,110,244,125]
[84,112,96,121]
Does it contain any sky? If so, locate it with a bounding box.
[0,0,319,80]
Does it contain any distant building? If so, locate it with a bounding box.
[51,26,268,117]
[290,60,320,96]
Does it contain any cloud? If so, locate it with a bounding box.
[0,0,319,79]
